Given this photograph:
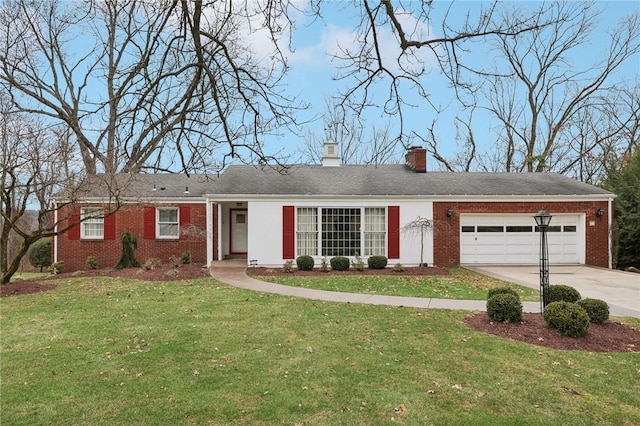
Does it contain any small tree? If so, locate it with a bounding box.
[115,232,139,270]
[28,237,51,272]
[401,216,433,267]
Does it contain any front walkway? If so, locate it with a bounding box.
[209,260,541,313]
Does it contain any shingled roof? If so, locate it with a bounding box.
[69,164,612,200]
[210,164,612,197]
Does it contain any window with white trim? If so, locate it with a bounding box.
[364,208,386,256]
[81,207,104,239]
[295,207,388,257]
[296,207,318,256]
[157,208,179,238]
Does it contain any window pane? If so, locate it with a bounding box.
[364,208,385,256]
[158,208,179,237]
[81,207,104,238]
[461,226,475,232]
[564,226,576,232]
[297,208,318,256]
[158,209,178,222]
[506,226,532,232]
[477,226,503,232]
[321,208,361,256]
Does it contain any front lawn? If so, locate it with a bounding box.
[253,267,540,301]
[1,276,638,425]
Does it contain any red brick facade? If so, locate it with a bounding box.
[56,203,214,271]
[433,201,610,268]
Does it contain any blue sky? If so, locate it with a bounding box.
[256,1,640,166]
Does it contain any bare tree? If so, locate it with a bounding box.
[0,96,126,284]
[299,99,401,165]
[0,0,302,175]
[424,3,640,176]
[0,1,564,175]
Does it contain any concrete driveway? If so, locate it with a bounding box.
[466,265,640,318]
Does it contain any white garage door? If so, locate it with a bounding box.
[460,214,581,265]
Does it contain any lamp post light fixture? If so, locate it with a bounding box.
[534,209,552,311]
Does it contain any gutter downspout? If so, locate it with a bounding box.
[53,200,58,264]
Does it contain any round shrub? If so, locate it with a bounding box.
[487,286,520,301]
[544,302,590,337]
[577,298,610,324]
[546,284,581,303]
[367,255,388,270]
[330,256,350,271]
[28,238,51,272]
[296,255,315,271]
[486,294,523,323]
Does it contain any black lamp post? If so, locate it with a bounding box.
[534,209,552,311]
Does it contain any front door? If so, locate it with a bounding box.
[230,209,248,254]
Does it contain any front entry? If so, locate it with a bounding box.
[230,209,248,254]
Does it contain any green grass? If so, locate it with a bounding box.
[1,276,639,425]
[255,267,540,301]
[10,272,49,281]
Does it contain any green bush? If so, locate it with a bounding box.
[115,232,140,270]
[367,255,388,270]
[180,251,191,265]
[486,294,523,323]
[577,298,610,324]
[544,302,590,337]
[296,255,314,271]
[49,261,64,275]
[330,256,350,271]
[28,238,51,272]
[85,256,99,269]
[546,284,581,303]
[487,287,520,301]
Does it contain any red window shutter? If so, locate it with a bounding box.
[67,206,80,240]
[179,206,191,239]
[143,206,156,239]
[282,206,295,259]
[388,206,400,259]
[104,212,116,240]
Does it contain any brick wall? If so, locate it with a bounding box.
[56,203,213,272]
[433,201,610,268]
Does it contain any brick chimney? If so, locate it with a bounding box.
[405,146,427,173]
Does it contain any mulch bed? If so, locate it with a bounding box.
[465,312,640,353]
[3,264,638,353]
[246,266,450,277]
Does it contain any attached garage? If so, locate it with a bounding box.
[460,214,583,265]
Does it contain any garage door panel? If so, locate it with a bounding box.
[460,214,580,265]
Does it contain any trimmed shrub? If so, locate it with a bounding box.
[180,251,192,265]
[49,261,64,275]
[546,284,581,303]
[330,256,350,271]
[577,298,610,324]
[486,293,523,323]
[85,256,99,270]
[283,260,294,273]
[368,255,388,270]
[28,238,51,272]
[487,287,520,301]
[296,255,314,271]
[544,302,590,337]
